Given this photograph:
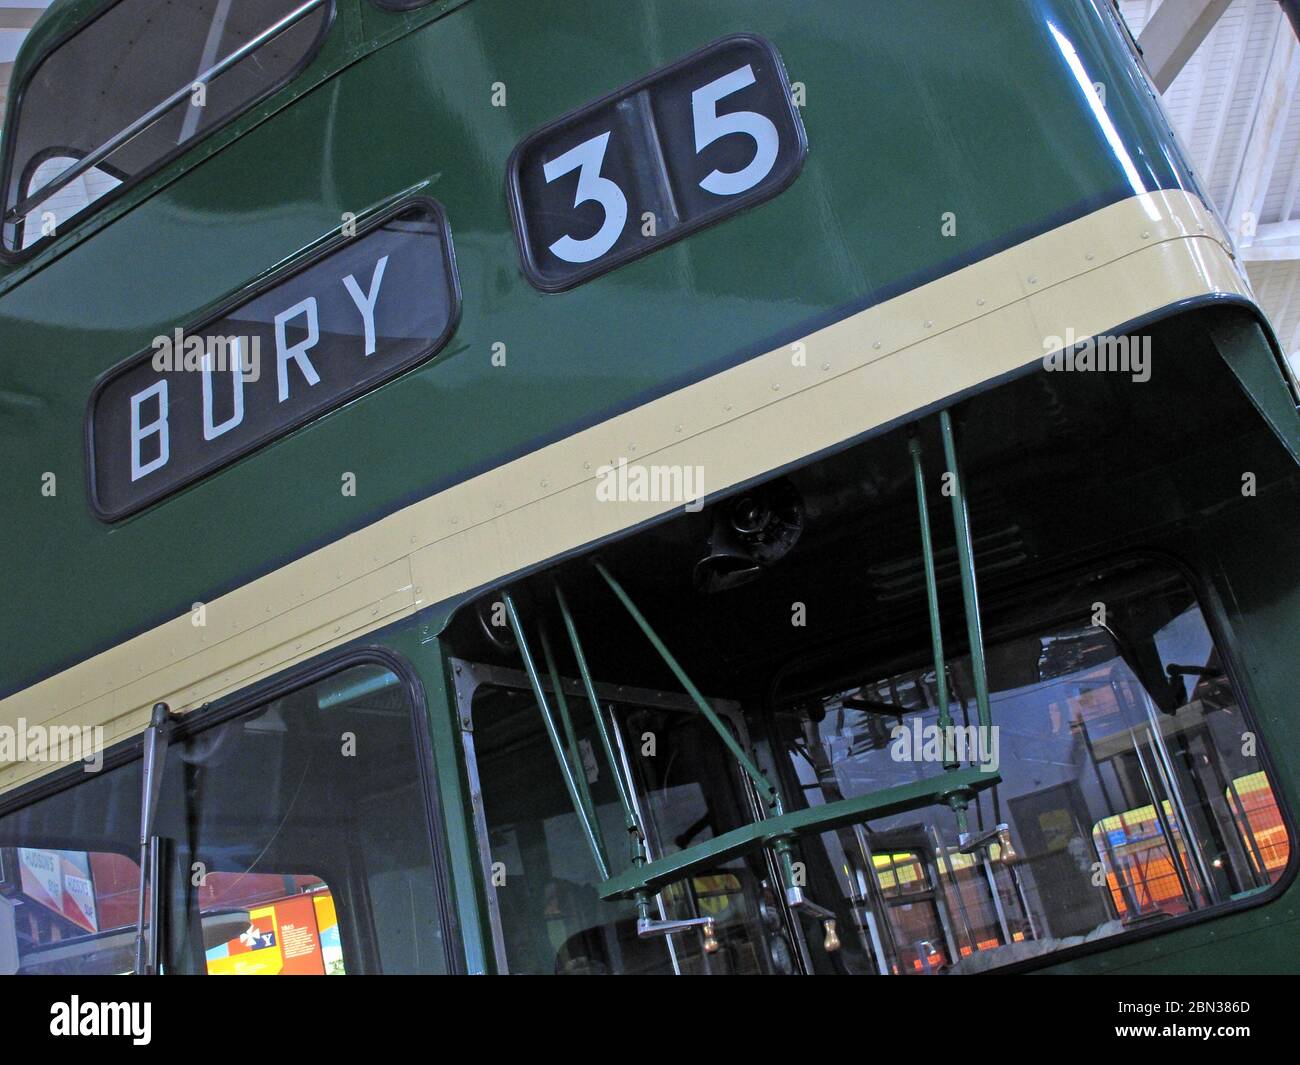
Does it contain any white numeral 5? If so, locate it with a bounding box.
[543,131,628,263]
[692,64,779,196]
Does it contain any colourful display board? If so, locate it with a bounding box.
[206,890,344,976]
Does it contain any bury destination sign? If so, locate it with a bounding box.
[87,199,460,520]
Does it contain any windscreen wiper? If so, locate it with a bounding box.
[134,702,175,976]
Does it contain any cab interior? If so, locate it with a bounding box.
[445,306,1299,974]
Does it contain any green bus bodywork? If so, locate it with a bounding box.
[1,0,1298,974]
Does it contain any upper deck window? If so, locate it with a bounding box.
[2,0,333,255]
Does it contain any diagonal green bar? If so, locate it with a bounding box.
[502,591,611,881]
[599,767,1000,900]
[553,580,644,864]
[538,619,607,862]
[592,560,781,812]
[939,410,992,732]
[909,437,957,769]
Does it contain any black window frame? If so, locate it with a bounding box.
[762,550,1300,975]
[0,644,462,975]
[0,0,337,264]
[506,32,809,293]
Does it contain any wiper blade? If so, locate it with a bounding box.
[134,702,175,976]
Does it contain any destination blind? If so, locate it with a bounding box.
[87,198,460,520]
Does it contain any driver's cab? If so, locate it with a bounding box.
[443,311,1295,974]
[454,660,792,974]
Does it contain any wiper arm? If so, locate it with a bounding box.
[1166,663,1223,679]
[134,702,175,976]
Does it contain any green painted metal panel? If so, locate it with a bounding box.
[6,0,1300,977]
[1,0,1196,693]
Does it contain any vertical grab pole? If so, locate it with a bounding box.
[538,619,607,861]
[939,410,992,733]
[503,592,611,881]
[553,581,646,868]
[909,438,958,770]
[589,561,839,950]
[591,560,782,816]
[555,582,717,952]
[591,559,808,906]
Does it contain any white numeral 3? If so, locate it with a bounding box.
[543,131,628,263]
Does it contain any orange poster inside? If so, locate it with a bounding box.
[206,893,328,975]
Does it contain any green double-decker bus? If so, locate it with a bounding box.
[0,0,1297,976]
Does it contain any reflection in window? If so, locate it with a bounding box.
[18,158,121,249]
[0,662,446,974]
[3,0,331,251]
[202,874,345,975]
[0,846,140,975]
[160,663,445,974]
[772,561,1291,974]
[1091,802,1197,918]
[1230,771,1290,875]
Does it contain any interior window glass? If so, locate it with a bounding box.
[771,561,1292,974]
[471,682,795,974]
[0,847,141,975]
[0,760,143,975]
[0,661,448,974]
[158,662,447,974]
[3,0,331,251]
[17,157,122,249]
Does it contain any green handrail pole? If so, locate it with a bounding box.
[909,437,958,770]
[502,592,611,881]
[939,410,992,732]
[592,560,783,814]
[948,791,970,835]
[553,581,646,866]
[538,619,608,862]
[599,766,1002,900]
